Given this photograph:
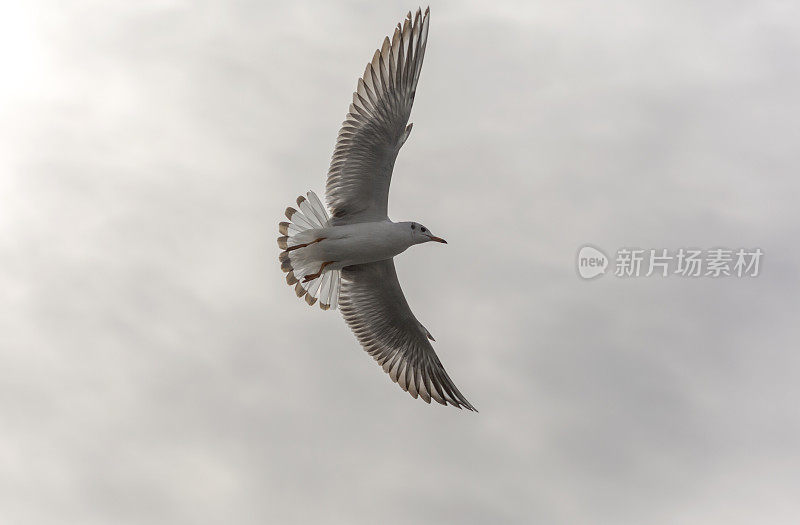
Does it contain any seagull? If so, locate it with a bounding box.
[277,7,476,411]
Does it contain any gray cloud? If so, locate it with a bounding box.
[2,1,799,523]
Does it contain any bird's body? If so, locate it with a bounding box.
[277,8,476,411]
[293,221,418,271]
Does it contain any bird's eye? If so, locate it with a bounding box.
[411,224,415,230]
[421,227,427,233]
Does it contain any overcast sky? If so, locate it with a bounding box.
[2,1,800,523]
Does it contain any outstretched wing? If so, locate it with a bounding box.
[325,8,430,224]
[339,259,476,411]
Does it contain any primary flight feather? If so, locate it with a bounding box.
[277,7,476,411]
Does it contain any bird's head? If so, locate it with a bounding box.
[406,221,447,245]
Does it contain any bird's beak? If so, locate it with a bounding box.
[428,235,447,244]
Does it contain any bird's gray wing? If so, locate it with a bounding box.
[340,259,476,411]
[325,8,430,224]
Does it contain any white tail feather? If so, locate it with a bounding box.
[307,192,328,225]
[318,271,331,303]
[278,191,341,310]
[297,198,325,228]
[290,210,315,230]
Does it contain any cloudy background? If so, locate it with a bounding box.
[2,0,799,523]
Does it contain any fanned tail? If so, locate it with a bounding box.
[277,191,341,310]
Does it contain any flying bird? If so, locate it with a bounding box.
[278,8,476,411]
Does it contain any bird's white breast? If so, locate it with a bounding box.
[314,221,411,269]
